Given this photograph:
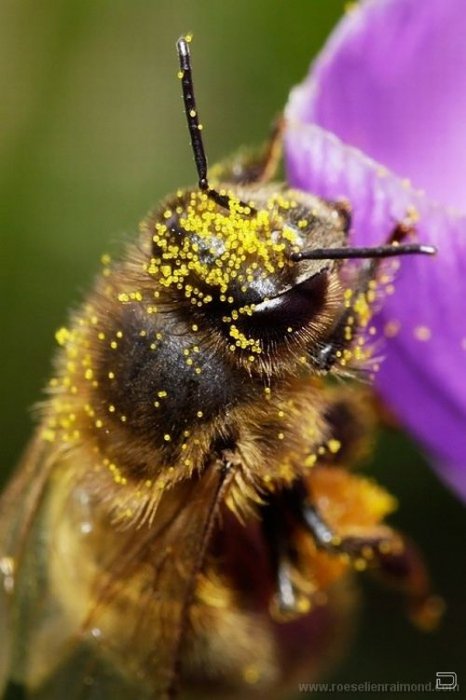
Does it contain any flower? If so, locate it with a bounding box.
[285,0,466,500]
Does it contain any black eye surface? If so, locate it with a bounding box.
[203,269,329,343]
[244,269,329,338]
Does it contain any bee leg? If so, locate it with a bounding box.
[387,217,416,244]
[211,117,283,185]
[369,536,445,630]
[286,481,443,630]
[261,497,308,620]
[287,480,399,560]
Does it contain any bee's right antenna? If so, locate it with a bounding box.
[290,243,436,263]
[177,36,232,211]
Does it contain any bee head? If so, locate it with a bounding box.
[145,185,348,368]
[140,35,434,374]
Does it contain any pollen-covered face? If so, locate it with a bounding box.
[144,185,348,354]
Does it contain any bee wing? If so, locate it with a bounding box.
[0,436,97,698]
[0,435,231,699]
[0,435,57,696]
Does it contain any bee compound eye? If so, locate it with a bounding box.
[241,269,329,338]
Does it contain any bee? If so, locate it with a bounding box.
[0,36,442,699]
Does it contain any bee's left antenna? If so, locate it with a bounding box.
[177,36,231,211]
[176,34,249,214]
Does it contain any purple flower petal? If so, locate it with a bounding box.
[285,0,466,500]
[292,0,466,212]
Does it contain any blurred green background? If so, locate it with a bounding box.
[0,0,464,697]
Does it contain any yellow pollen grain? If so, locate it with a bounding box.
[55,327,70,346]
[243,665,261,685]
[328,439,341,454]
[379,540,393,555]
[414,325,431,342]
[354,558,367,571]
[362,545,374,560]
[297,597,311,614]
[41,429,56,442]
[110,341,118,349]
[277,432,285,440]
[384,320,401,338]
[163,434,171,442]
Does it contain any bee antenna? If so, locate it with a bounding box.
[177,36,235,212]
[290,243,437,263]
